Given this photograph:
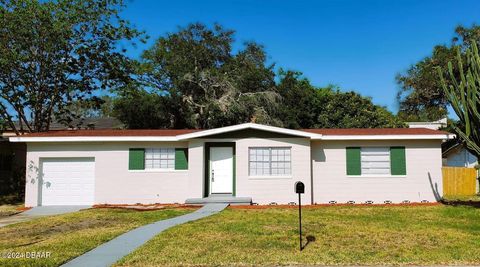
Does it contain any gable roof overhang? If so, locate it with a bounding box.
[176,123,320,140]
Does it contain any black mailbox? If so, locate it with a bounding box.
[295,181,305,194]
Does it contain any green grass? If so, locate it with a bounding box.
[0,207,194,267]
[117,205,480,266]
[0,204,23,218]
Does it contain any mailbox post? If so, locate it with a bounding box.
[294,181,305,251]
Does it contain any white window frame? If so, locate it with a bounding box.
[360,147,391,176]
[145,148,175,170]
[249,147,292,178]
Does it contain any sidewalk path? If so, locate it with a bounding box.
[0,206,90,228]
[61,203,228,267]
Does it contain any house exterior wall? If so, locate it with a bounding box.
[25,142,190,207]
[189,137,312,205]
[444,147,478,168]
[311,140,443,204]
[23,135,444,206]
[234,138,311,205]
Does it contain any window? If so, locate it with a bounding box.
[249,147,291,176]
[360,147,390,175]
[145,148,175,170]
[346,146,406,176]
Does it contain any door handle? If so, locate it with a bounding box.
[211,170,214,182]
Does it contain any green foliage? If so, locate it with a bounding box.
[0,207,194,266]
[397,25,480,121]
[116,23,281,129]
[278,70,405,129]
[118,206,480,266]
[438,42,480,159]
[115,23,403,129]
[0,0,144,133]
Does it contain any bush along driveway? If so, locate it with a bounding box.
[116,205,480,266]
[0,207,195,267]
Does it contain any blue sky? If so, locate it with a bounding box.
[121,0,480,113]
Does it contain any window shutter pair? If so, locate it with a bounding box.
[128,148,188,170]
[346,147,406,175]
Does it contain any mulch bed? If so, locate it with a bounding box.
[229,202,441,209]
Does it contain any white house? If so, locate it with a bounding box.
[9,123,454,207]
[443,142,478,168]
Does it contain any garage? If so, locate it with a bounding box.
[40,158,95,206]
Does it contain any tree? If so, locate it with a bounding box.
[116,23,281,129]
[0,0,144,134]
[277,70,404,129]
[397,25,480,121]
[115,23,404,130]
[66,95,116,119]
[438,42,480,159]
[277,70,319,128]
[314,87,405,128]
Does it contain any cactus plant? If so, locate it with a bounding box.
[438,42,480,159]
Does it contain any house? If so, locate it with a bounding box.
[442,141,478,168]
[0,117,123,188]
[9,123,454,207]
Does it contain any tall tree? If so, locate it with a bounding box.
[396,25,480,121]
[117,23,281,129]
[438,42,480,159]
[0,0,144,134]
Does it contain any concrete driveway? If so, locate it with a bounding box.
[0,205,90,227]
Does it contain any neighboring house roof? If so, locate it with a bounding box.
[3,117,124,133]
[406,118,447,130]
[9,123,455,143]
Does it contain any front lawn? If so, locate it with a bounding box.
[117,205,480,266]
[0,207,194,267]
[0,204,23,218]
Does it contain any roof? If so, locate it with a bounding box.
[22,129,200,137]
[3,117,124,132]
[302,128,451,135]
[9,123,455,143]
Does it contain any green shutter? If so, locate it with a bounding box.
[129,148,145,170]
[175,148,188,170]
[390,146,406,175]
[346,147,361,175]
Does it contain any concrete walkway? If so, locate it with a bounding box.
[0,206,90,228]
[61,203,228,267]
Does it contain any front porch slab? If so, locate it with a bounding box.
[185,196,252,205]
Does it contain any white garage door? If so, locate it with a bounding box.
[41,158,95,205]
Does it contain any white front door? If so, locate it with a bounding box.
[40,158,95,205]
[210,147,233,194]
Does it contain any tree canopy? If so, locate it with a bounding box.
[396,25,480,121]
[0,0,144,134]
[0,1,404,133]
[277,70,404,129]
[115,23,282,129]
[113,23,404,129]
